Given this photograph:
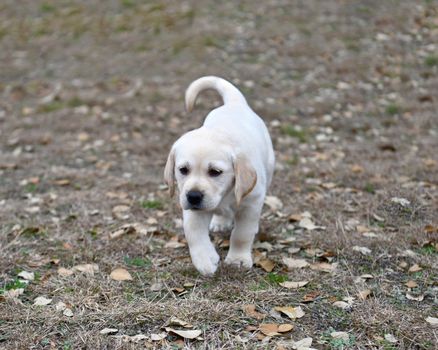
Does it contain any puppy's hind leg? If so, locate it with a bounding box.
[183,210,219,276]
[209,208,234,232]
[225,202,262,269]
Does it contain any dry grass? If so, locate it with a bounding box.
[1,0,437,349]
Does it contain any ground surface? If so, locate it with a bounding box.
[1,1,437,349]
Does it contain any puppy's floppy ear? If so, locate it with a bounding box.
[164,148,176,197]
[233,154,257,206]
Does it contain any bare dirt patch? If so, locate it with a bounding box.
[1,1,437,349]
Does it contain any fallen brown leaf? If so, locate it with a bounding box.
[242,304,266,320]
[100,328,118,335]
[164,327,202,339]
[73,263,99,275]
[282,257,309,269]
[110,268,133,281]
[310,262,337,273]
[357,289,372,300]
[351,164,364,173]
[257,257,275,272]
[168,318,193,328]
[58,267,74,277]
[288,213,302,222]
[259,323,280,337]
[277,324,293,333]
[279,281,308,289]
[302,291,321,303]
[408,264,422,273]
[274,306,305,320]
[405,280,418,288]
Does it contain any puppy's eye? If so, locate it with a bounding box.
[179,167,189,175]
[208,168,222,177]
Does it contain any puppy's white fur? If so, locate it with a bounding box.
[164,76,275,275]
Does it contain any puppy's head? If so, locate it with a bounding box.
[164,129,257,211]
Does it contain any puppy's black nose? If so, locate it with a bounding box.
[187,190,203,206]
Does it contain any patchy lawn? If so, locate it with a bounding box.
[0,1,437,349]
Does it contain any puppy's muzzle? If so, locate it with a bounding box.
[186,190,204,209]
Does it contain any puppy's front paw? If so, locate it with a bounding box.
[225,251,253,269]
[209,215,234,232]
[190,245,220,276]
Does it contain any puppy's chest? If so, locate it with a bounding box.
[213,195,236,217]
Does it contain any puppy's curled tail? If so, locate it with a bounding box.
[185,76,247,112]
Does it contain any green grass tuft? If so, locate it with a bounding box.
[385,104,401,115]
[280,125,308,143]
[141,200,163,210]
[124,256,152,268]
[424,55,438,67]
[266,272,288,284]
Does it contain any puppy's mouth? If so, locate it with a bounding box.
[188,205,203,211]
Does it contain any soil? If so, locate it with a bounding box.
[0,1,437,349]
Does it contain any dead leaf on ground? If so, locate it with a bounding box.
[242,304,266,320]
[278,324,293,333]
[279,281,308,289]
[34,296,52,306]
[112,205,131,219]
[302,291,321,303]
[357,289,372,300]
[164,327,202,339]
[58,267,74,277]
[283,257,309,269]
[259,323,280,337]
[384,334,398,343]
[4,288,24,299]
[405,280,418,288]
[257,257,275,272]
[264,196,283,211]
[73,263,99,275]
[253,241,274,251]
[287,247,301,254]
[406,293,424,301]
[18,271,34,281]
[168,318,193,328]
[54,179,71,186]
[331,331,349,341]
[350,164,364,173]
[390,197,410,207]
[408,264,422,273]
[109,223,149,239]
[63,308,74,317]
[310,262,337,273]
[274,306,305,320]
[56,301,66,311]
[424,224,438,233]
[298,217,324,231]
[288,213,302,222]
[425,317,438,327]
[352,246,372,255]
[333,301,352,310]
[100,328,118,335]
[150,333,167,341]
[293,337,313,349]
[164,236,186,249]
[110,268,133,281]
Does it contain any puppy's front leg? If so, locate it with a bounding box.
[183,210,219,276]
[225,203,262,268]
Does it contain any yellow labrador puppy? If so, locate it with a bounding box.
[164,76,275,275]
